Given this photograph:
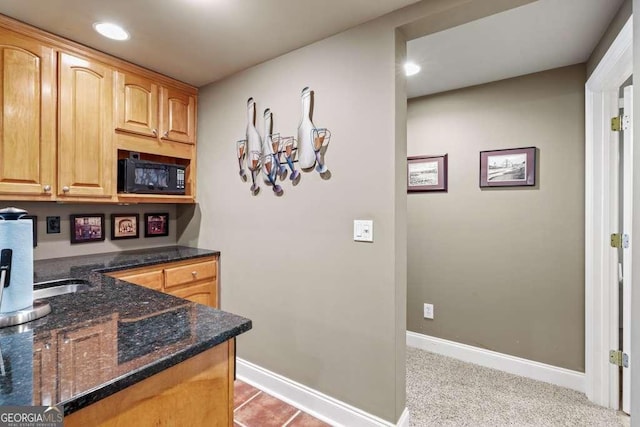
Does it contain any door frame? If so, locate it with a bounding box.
[585,16,632,409]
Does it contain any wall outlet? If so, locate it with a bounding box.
[423,303,434,320]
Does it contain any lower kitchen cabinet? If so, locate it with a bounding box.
[32,315,118,405]
[57,315,118,401]
[33,333,56,406]
[170,282,216,307]
[107,256,218,308]
[64,339,234,427]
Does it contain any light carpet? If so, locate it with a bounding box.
[406,346,630,427]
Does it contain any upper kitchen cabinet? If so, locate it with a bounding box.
[58,52,114,199]
[0,28,56,200]
[160,86,196,144]
[114,71,159,138]
[0,15,198,203]
[114,71,197,203]
[115,69,196,145]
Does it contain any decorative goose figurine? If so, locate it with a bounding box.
[246,97,262,194]
[262,109,276,184]
[297,87,316,169]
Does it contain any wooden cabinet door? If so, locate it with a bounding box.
[114,71,159,138]
[160,86,195,144]
[169,281,217,307]
[58,52,114,198]
[0,29,56,197]
[58,318,117,401]
[33,335,56,406]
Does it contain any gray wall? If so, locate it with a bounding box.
[406,64,586,371]
[177,0,536,422]
[2,202,176,260]
[586,0,631,78]
[179,21,405,421]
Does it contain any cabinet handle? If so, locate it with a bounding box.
[152,129,158,136]
[43,185,51,192]
[62,186,70,193]
[163,131,169,138]
[192,271,198,278]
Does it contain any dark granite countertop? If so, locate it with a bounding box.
[0,246,252,415]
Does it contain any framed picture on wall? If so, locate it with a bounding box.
[23,215,37,247]
[46,216,61,234]
[407,154,448,192]
[479,147,536,187]
[144,213,169,237]
[70,214,105,244]
[111,214,140,240]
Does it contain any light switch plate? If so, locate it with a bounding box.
[353,220,373,242]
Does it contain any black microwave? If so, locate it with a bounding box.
[117,159,186,195]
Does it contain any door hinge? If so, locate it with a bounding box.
[611,115,630,132]
[610,233,630,248]
[610,350,630,368]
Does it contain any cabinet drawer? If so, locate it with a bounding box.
[164,261,216,289]
[119,270,163,291]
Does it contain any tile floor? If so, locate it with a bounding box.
[234,380,331,427]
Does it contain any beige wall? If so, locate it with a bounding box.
[179,20,404,421]
[406,64,586,371]
[2,202,176,260]
[393,28,408,417]
[178,0,537,422]
[586,0,631,77]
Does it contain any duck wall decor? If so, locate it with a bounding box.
[235,87,331,197]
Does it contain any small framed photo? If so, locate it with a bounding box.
[407,154,448,192]
[480,147,536,187]
[111,214,140,240]
[144,213,169,237]
[23,215,37,247]
[46,216,61,234]
[70,214,105,244]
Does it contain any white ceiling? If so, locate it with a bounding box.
[406,0,625,98]
[0,0,421,87]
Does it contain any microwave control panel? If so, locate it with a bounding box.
[177,169,185,190]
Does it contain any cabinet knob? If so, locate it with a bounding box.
[44,343,51,350]
[62,186,70,193]
[43,185,51,192]
[192,271,198,277]
[152,129,158,136]
[163,131,169,138]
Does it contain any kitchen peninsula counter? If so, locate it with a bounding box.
[0,246,251,424]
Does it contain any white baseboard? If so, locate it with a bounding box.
[236,358,410,427]
[406,331,585,393]
[396,407,410,427]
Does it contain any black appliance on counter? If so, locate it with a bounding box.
[117,158,186,195]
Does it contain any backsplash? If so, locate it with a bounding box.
[3,203,177,260]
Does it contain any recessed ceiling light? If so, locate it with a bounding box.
[93,22,129,41]
[404,62,421,77]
